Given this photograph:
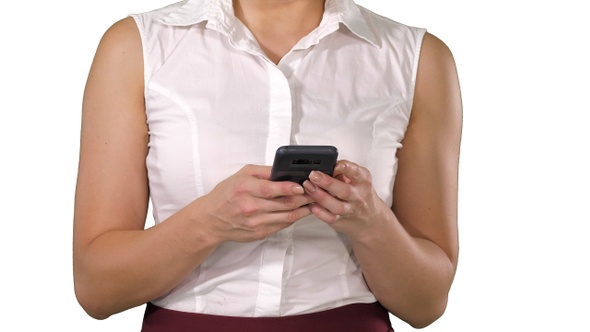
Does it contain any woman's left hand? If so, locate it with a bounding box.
[302,160,386,238]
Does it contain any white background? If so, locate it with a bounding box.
[1,0,589,331]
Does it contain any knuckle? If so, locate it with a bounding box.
[282,196,299,210]
[242,218,261,231]
[345,185,355,197]
[334,205,348,216]
[331,202,353,216]
[240,164,255,173]
[232,180,248,195]
[287,208,305,223]
[238,203,259,217]
[251,228,268,240]
[328,214,340,223]
[259,183,273,198]
[362,167,373,182]
[338,186,353,200]
[343,203,354,215]
[352,164,363,178]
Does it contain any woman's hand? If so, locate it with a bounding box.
[302,160,387,239]
[200,164,315,244]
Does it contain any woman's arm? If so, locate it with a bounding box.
[73,17,313,320]
[73,17,212,320]
[303,32,462,328]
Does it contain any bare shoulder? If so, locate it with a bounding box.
[413,32,462,120]
[406,31,462,145]
[97,17,142,55]
[89,17,143,76]
[418,32,458,78]
[83,16,144,114]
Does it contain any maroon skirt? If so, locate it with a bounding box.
[141,302,394,332]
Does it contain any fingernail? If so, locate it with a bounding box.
[303,180,316,193]
[292,185,304,194]
[309,171,321,183]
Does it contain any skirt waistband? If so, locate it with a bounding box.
[141,302,393,332]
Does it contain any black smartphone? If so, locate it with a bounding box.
[270,145,338,184]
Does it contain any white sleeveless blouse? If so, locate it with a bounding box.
[131,0,425,317]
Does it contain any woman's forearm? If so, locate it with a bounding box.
[350,203,456,328]
[74,202,218,320]
[73,165,313,320]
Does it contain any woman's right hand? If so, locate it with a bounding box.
[197,164,314,244]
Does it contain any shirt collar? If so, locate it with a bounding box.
[157,0,230,28]
[157,0,380,48]
[324,0,379,47]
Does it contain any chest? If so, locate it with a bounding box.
[144,28,412,221]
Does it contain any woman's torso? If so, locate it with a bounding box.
[132,0,425,317]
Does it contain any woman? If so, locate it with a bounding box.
[73,0,462,330]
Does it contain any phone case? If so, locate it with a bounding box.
[270,145,338,184]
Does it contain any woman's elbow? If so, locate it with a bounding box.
[73,271,115,320]
[403,295,449,329]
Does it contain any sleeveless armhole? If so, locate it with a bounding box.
[406,28,427,119]
[129,14,150,97]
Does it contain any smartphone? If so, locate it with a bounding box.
[270,145,338,184]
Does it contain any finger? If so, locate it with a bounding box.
[332,160,369,184]
[235,176,305,200]
[257,180,306,199]
[308,170,353,202]
[260,205,313,226]
[240,164,272,179]
[259,194,315,213]
[235,189,314,219]
[240,164,311,197]
[241,205,313,238]
[308,203,340,224]
[303,180,351,216]
[277,205,314,223]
